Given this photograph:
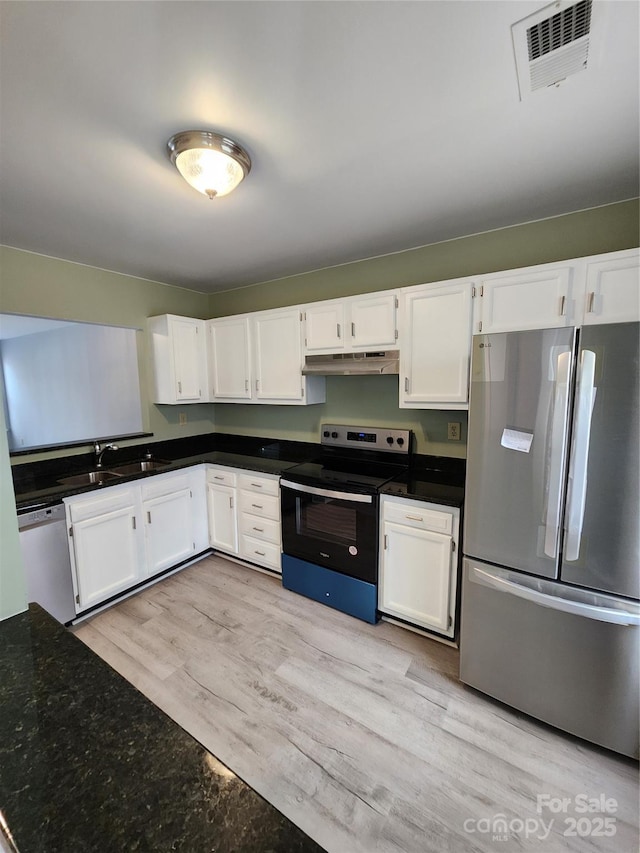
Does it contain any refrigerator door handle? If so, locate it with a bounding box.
[564,350,597,561]
[470,566,640,626]
[544,350,572,558]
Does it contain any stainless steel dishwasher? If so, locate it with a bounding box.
[18,503,76,624]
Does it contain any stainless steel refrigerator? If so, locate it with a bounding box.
[460,322,639,759]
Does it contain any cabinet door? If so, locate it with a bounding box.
[582,250,639,325]
[400,282,472,408]
[350,293,397,349]
[72,506,140,610]
[144,488,194,576]
[304,301,345,352]
[379,521,452,633]
[170,317,205,400]
[476,266,573,334]
[253,308,304,400]
[207,483,238,554]
[208,316,252,399]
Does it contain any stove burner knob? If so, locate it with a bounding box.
[396,437,405,446]
[323,430,330,438]
[386,436,394,444]
[331,431,338,439]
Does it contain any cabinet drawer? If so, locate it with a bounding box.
[239,490,280,521]
[238,473,279,497]
[239,514,280,545]
[240,535,281,571]
[66,487,138,522]
[207,467,237,487]
[141,471,190,500]
[383,501,452,535]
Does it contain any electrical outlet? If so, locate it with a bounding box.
[447,422,461,441]
[179,412,187,426]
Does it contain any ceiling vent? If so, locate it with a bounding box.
[512,0,594,99]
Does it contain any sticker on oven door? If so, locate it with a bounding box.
[349,546,358,556]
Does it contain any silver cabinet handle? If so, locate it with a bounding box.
[251,503,263,509]
[559,295,566,316]
[405,514,423,522]
[351,322,356,337]
[147,511,152,524]
[587,291,595,313]
[214,475,224,480]
[254,550,266,557]
[336,323,341,339]
[177,381,182,394]
[245,379,249,392]
[255,379,260,391]
[252,526,264,532]
[132,516,136,530]
[404,377,410,393]
[229,496,234,509]
[250,482,263,488]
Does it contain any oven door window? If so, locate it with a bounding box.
[297,496,357,546]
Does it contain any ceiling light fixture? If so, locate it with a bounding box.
[166,130,251,199]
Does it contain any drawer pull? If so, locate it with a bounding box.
[251,503,263,509]
[214,475,225,480]
[250,483,263,488]
[252,526,264,532]
[405,514,424,522]
[254,550,266,556]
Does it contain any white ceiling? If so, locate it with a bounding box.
[1,1,638,294]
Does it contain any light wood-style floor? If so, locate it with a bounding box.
[75,556,639,853]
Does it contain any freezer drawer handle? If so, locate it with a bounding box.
[470,566,640,626]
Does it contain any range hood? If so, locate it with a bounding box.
[302,350,400,376]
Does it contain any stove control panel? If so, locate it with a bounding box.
[321,424,412,454]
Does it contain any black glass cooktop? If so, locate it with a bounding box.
[282,458,406,493]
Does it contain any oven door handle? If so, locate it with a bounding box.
[280,479,373,504]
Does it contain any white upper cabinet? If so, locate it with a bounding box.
[206,308,325,405]
[472,264,575,334]
[304,290,398,354]
[253,307,306,401]
[207,315,252,400]
[472,250,639,334]
[580,248,639,325]
[148,314,208,404]
[304,299,345,352]
[399,279,473,410]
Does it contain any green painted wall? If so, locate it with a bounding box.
[0,246,217,461]
[209,200,640,315]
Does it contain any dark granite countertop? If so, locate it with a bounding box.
[12,432,465,512]
[12,434,312,512]
[0,604,324,853]
[380,456,465,507]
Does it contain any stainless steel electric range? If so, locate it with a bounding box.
[280,423,412,623]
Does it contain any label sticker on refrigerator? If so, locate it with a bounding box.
[501,428,534,453]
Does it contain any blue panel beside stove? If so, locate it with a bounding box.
[281,555,378,624]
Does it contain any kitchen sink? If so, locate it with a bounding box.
[58,470,123,486]
[110,459,171,475]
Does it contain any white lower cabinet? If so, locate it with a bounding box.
[378,495,460,638]
[65,466,208,614]
[141,467,206,578]
[206,466,282,572]
[238,472,281,572]
[65,486,145,613]
[206,467,239,554]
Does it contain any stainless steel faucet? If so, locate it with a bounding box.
[94,442,119,468]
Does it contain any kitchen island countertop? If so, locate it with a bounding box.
[0,603,324,853]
